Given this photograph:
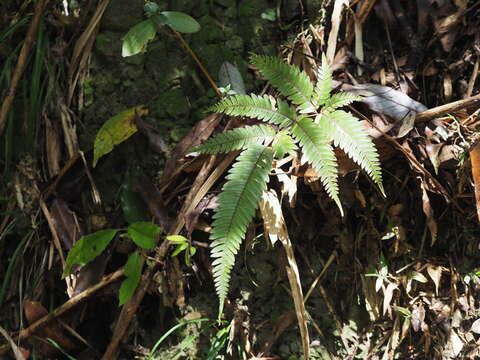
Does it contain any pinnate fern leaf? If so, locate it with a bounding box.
[193,125,276,154]
[319,110,384,195]
[272,131,298,159]
[313,54,333,107]
[210,94,298,127]
[324,92,361,112]
[250,55,316,113]
[210,145,273,315]
[291,118,342,214]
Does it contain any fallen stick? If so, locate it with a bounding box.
[0,268,124,355]
[415,93,480,123]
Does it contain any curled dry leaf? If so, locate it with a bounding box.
[342,83,428,121]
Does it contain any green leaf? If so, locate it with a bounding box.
[313,54,333,106]
[210,145,273,315]
[144,1,160,17]
[320,110,384,195]
[172,243,187,257]
[161,11,200,33]
[209,94,298,127]
[62,229,118,278]
[127,222,161,249]
[272,131,297,159]
[119,251,143,305]
[291,117,342,214]
[250,55,316,113]
[93,106,148,167]
[167,235,188,245]
[122,19,156,57]
[192,124,276,154]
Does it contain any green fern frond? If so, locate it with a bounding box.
[313,54,333,107]
[291,118,342,214]
[272,131,298,159]
[324,92,361,112]
[210,144,273,315]
[250,55,316,113]
[210,94,298,127]
[319,111,384,195]
[193,125,276,154]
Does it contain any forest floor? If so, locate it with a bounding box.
[1,0,480,359]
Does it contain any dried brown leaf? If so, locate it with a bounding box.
[426,264,443,295]
[342,83,428,121]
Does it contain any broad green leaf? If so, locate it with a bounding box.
[122,19,156,57]
[167,235,188,245]
[119,251,143,305]
[93,106,148,167]
[62,229,118,278]
[161,11,200,33]
[127,221,161,249]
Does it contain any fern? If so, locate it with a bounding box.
[319,110,384,194]
[210,144,273,315]
[272,131,298,159]
[313,54,333,107]
[210,94,298,127]
[291,117,342,214]
[251,55,316,113]
[324,92,362,112]
[192,54,385,315]
[193,125,276,154]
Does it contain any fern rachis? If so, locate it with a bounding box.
[192,54,384,315]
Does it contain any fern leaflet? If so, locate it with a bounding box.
[319,110,384,194]
[210,144,273,315]
[313,54,333,107]
[251,55,316,113]
[193,125,276,154]
[324,92,361,112]
[210,94,298,127]
[272,131,298,159]
[291,117,342,214]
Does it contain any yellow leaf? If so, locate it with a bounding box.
[93,106,148,167]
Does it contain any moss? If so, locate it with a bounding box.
[154,87,189,118]
[101,0,144,32]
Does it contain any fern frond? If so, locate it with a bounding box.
[320,110,384,194]
[324,92,361,112]
[210,145,273,315]
[250,55,316,113]
[210,94,298,127]
[313,54,333,107]
[193,125,276,154]
[291,118,342,214]
[272,131,298,159]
